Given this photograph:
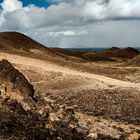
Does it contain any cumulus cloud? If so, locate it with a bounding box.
[1,0,22,13]
[0,0,140,48]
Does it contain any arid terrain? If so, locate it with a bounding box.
[0,32,140,140]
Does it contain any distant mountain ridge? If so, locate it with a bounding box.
[0,32,139,62]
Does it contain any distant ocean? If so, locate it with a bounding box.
[64,47,140,52]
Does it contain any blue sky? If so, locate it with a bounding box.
[0,0,140,48]
[0,0,51,8]
[21,0,51,7]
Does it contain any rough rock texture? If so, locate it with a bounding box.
[0,60,139,140]
[49,88,140,124]
[0,59,34,98]
[0,60,85,139]
[0,98,87,140]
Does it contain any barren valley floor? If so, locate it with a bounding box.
[0,51,140,139]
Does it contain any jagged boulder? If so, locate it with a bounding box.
[0,59,34,98]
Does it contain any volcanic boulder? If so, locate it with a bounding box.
[0,59,34,98]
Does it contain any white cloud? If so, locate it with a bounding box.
[1,0,22,13]
[0,0,140,48]
[46,30,87,36]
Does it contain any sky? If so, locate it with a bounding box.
[0,0,140,48]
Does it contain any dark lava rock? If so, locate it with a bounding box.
[0,60,87,140]
[0,59,34,98]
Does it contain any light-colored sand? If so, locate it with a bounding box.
[0,52,140,91]
[0,52,140,139]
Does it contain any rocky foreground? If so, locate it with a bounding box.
[0,59,139,140]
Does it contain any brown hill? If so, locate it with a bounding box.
[0,32,139,63]
[51,47,139,62]
[107,47,139,58]
[0,32,85,63]
[107,47,120,52]
[127,54,140,66]
[0,32,48,51]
